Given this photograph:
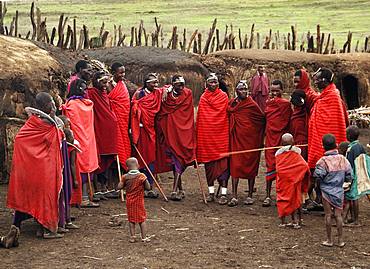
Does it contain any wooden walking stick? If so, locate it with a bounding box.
[87,173,94,201]
[195,159,207,204]
[133,144,168,201]
[116,155,124,202]
[220,144,308,157]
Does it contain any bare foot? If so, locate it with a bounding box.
[321,241,333,247]
[338,241,346,248]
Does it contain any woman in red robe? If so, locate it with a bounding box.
[228,80,265,206]
[196,74,229,205]
[264,80,292,207]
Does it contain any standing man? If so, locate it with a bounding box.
[67,60,93,94]
[108,62,131,170]
[156,75,196,201]
[196,74,229,205]
[306,68,348,170]
[5,92,63,245]
[227,80,265,206]
[264,80,292,207]
[251,65,269,112]
[131,73,162,198]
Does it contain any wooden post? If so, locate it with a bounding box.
[319,33,325,54]
[355,40,359,52]
[134,27,138,46]
[9,17,15,36]
[365,36,369,52]
[25,30,31,39]
[118,25,123,46]
[181,29,186,51]
[308,35,314,53]
[197,32,202,54]
[30,2,36,40]
[130,26,134,46]
[138,20,143,46]
[210,36,215,53]
[316,24,321,53]
[186,29,198,52]
[113,24,117,47]
[36,7,41,41]
[193,38,198,54]
[323,33,331,54]
[238,28,242,49]
[202,18,217,55]
[243,33,248,49]
[83,24,89,49]
[77,28,84,50]
[287,33,291,50]
[249,23,255,48]
[291,25,296,51]
[330,38,335,54]
[14,10,18,37]
[99,21,105,38]
[101,30,109,47]
[0,1,7,35]
[216,28,220,51]
[63,25,72,49]
[72,18,77,50]
[57,14,64,47]
[347,31,352,53]
[283,34,288,50]
[50,27,56,45]
[257,32,260,49]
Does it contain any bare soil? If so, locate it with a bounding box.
[0,161,369,269]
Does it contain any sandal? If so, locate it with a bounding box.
[178,190,185,199]
[81,200,100,208]
[262,197,272,207]
[206,194,215,203]
[321,241,333,247]
[142,236,151,243]
[218,195,228,205]
[244,197,254,205]
[337,241,346,248]
[57,227,69,233]
[145,190,159,199]
[278,223,287,228]
[129,236,136,243]
[170,192,182,201]
[43,232,64,239]
[228,198,238,207]
[65,223,80,229]
[293,223,301,229]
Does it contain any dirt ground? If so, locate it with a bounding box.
[0,160,369,269]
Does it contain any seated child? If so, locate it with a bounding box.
[313,134,352,247]
[117,157,151,243]
[275,133,310,228]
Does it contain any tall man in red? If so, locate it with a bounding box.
[131,73,162,198]
[108,62,131,169]
[156,75,196,201]
[196,74,229,205]
[264,80,292,207]
[88,71,118,193]
[228,80,265,206]
[5,92,63,245]
[306,68,348,169]
[251,65,269,112]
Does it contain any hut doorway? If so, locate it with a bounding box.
[342,75,359,109]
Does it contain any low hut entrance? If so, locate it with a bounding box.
[342,75,360,109]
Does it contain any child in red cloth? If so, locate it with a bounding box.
[118,157,151,243]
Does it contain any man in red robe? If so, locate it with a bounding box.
[131,73,162,198]
[196,73,229,205]
[306,68,348,169]
[108,63,131,170]
[88,71,118,194]
[63,78,99,207]
[264,80,292,207]
[228,80,265,207]
[251,65,269,112]
[276,133,310,228]
[4,92,63,246]
[156,75,196,201]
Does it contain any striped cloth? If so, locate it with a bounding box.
[196,88,229,163]
[307,83,348,168]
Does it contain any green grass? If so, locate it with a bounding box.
[3,0,370,49]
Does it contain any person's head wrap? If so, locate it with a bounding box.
[313,67,334,83]
[236,80,248,90]
[145,73,159,83]
[172,75,185,84]
[206,73,218,82]
[290,90,306,107]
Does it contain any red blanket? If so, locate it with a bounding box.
[308,83,348,168]
[7,115,63,232]
[62,98,99,173]
[276,150,310,217]
[265,97,292,180]
[108,81,131,169]
[131,89,162,167]
[228,97,265,178]
[290,106,308,160]
[196,88,229,163]
[87,87,118,155]
[156,87,196,173]
[124,173,147,223]
[68,145,82,206]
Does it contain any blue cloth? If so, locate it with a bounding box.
[313,149,352,208]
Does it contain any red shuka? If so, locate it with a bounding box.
[131,89,162,167]
[87,87,118,155]
[276,151,310,217]
[7,115,63,232]
[62,98,99,173]
[68,145,82,206]
[196,88,229,163]
[265,97,292,180]
[124,173,147,223]
[307,83,348,168]
[228,97,265,179]
[156,87,196,173]
[108,81,131,169]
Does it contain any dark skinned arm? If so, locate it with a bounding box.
[70,150,78,189]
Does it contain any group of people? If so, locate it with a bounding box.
[1,60,370,248]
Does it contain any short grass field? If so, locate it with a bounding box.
[3,0,370,48]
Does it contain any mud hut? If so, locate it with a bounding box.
[202,49,370,109]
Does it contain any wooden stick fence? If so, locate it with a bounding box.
[0,1,369,55]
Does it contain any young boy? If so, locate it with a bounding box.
[314,134,352,247]
[275,133,310,228]
[117,157,151,243]
[344,125,368,226]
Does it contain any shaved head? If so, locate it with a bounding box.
[281,133,294,146]
[35,92,55,115]
[126,157,139,170]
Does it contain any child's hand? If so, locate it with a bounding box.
[117,181,124,190]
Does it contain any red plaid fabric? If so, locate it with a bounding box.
[125,173,147,223]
